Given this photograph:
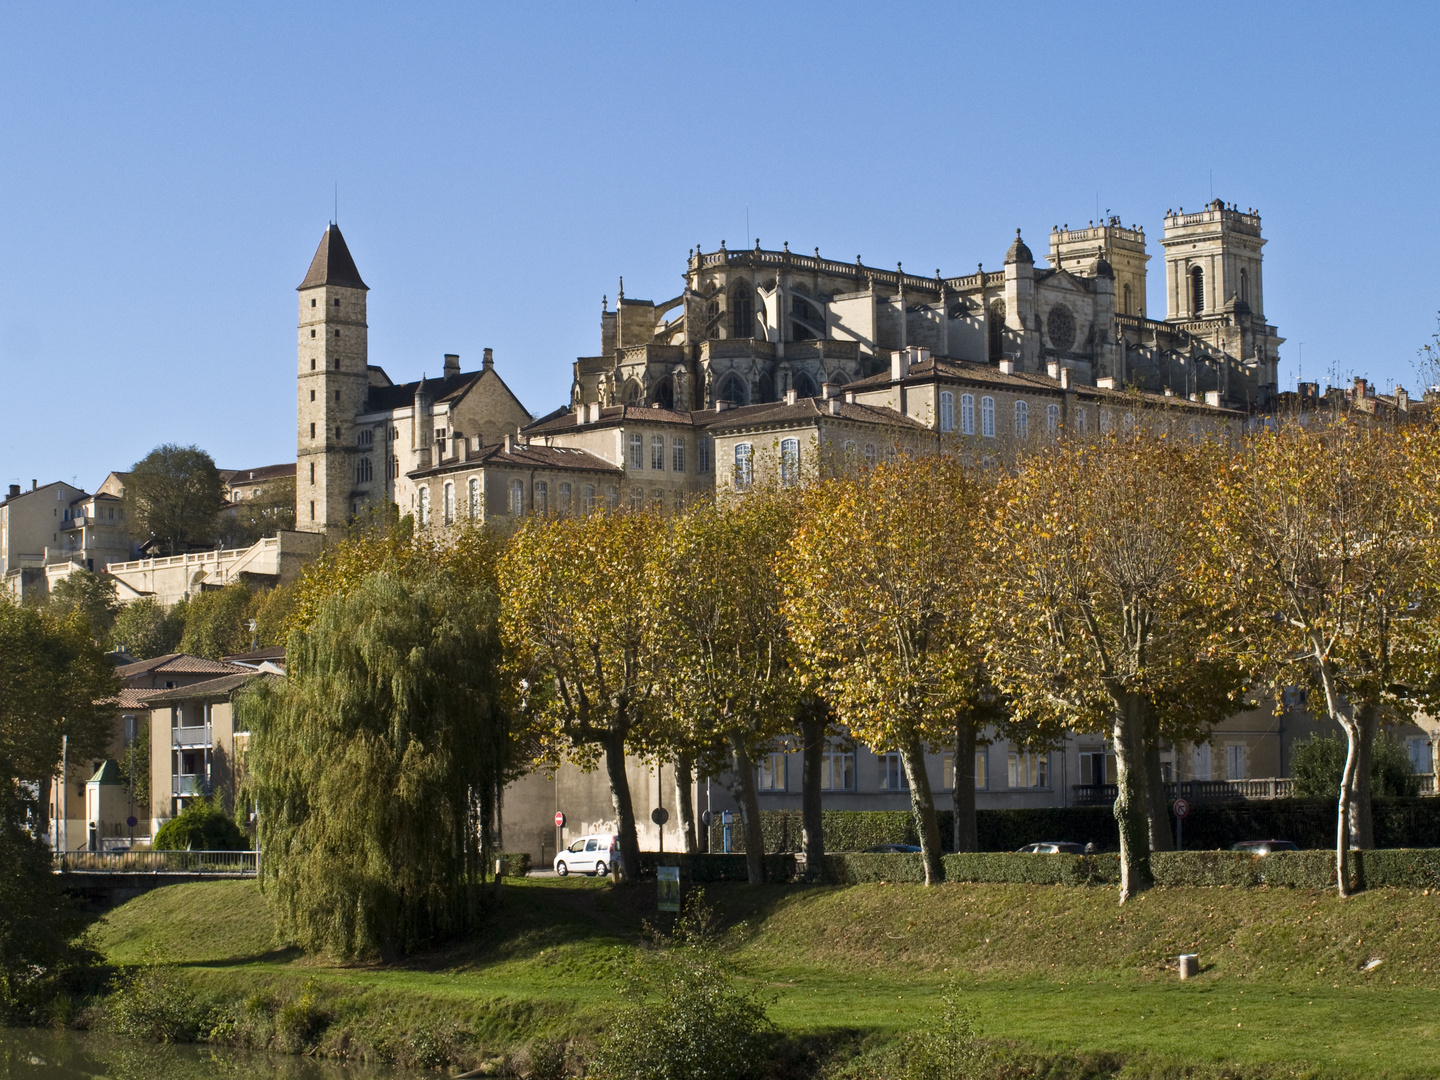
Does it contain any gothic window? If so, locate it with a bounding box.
[672,437,685,472]
[939,390,954,433]
[758,372,775,402]
[1240,268,1250,304]
[1047,403,1060,434]
[793,372,818,399]
[1014,400,1028,439]
[651,435,665,470]
[734,443,754,491]
[1046,306,1076,352]
[358,429,374,447]
[390,454,399,480]
[1190,265,1205,315]
[731,285,753,338]
[718,373,746,405]
[356,457,373,484]
[417,486,430,527]
[706,298,720,339]
[988,302,1006,363]
[653,378,675,410]
[780,438,800,487]
[534,481,548,516]
[629,433,643,469]
[827,370,849,386]
[468,477,480,518]
[792,296,821,340]
[961,393,975,435]
[981,396,995,438]
[1122,284,1132,315]
[559,483,573,515]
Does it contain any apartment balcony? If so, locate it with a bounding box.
[172,774,206,797]
[172,725,211,748]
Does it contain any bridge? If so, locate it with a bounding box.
[54,850,258,908]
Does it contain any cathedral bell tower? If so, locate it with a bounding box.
[296,223,369,536]
[1160,199,1265,323]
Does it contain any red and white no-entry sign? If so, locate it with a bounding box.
[555,811,566,828]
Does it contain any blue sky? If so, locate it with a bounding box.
[2,2,1437,489]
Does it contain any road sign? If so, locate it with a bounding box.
[1172,798,1190,819]
[1172,798,1189,852]
[554,811,566,828]
[651,807,669,826]
[657,866,680,913]
[126,816,138,828]
[700,810,713,827]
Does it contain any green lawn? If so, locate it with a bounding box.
[89,876,1440,1077]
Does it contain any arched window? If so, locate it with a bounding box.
[843,439,857,460]
[718,373,746,405]
[535,481,548,515]
[863,443,877,466]
[1100,410,1113,434]
[559,482,573,515]
[988,302,1005,363]
[358,428,374,447]
[606,486,620,510]
[1014,400,1028,439]
[731,285,753,338]
[706,298,720,339]
[1047,403,1060,434]
[939,390,954,433]
[1122,284,1132,315]
[417,486,430,527]
[1240,268,1250,304]
[1122,412,1135,434]
[961,393,975,435]
[981,396,995,438]
[625,381,642,405]
[792,372,818,399]
[652,378,675,410]
[390,454,399,480]
[1075,407,1087,435]
[443,482,455,525]
[651,435,665,470]
[734,443,754,491]
[780,437,800,487]
[582,484,596,514]
[651,488,665,509]
[1190,265,1204,315]
[672,437,685,472]
[697,436,712,473]
[629,433,643,469]
[356,456,373,483]
[509,480,524,517]
[468,477,480,518]
[792,296,821,340]
[631,486,644,509]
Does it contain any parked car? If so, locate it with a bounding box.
[862,843,922,853]
[554,834,619,877]
[1016,842,1086,854]
[1231,840,1299,855]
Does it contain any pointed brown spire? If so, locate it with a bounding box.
[297,223,368,291]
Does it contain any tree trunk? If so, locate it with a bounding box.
[1143,707,1174,853]
[953,719,978,853]
[725,730,766,885]
[1346,704,1377,852]
[602,730,641,881]
[900,733,944,885]
[1111,693,1153,902]
[798,701,827,879]
[674,754,698,854]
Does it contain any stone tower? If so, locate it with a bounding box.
[1049,218,1150,318]
[1160,200,1265,322]
[296,223,369,536]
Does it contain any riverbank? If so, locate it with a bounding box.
[80,876,1440,1078]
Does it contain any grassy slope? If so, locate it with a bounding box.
[91,878,1440,1077]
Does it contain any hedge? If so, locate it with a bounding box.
[942,852,1120,885]
[635,852,797,882]
[709,799,1440,855]
[497,851,532,877]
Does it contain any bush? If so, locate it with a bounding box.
[1292,732,1419,799]
[526,1037,568,1080]
[152,799,248,851]
[1358,848,1440,888]
[1151,851,1259,887]
[105,963,213,1042]
[498,851,532,877]
[942,853,1119,886]
[904,980,984,1080]
[636,852,795,882]
[824,853,930,884]
[589,899,775,1080]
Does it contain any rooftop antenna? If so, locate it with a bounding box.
[1297,342,1305,387]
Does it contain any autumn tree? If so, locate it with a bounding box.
[501,509,662,882]
[650,496,800,883]
[984,427,1238,901]
[1204,419,1435,896]
[47,569,119,643]
[220,477,297,548]
[109,596,185,658]
[123,444,225,554]
[784,456,989,885]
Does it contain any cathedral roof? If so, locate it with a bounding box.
[1005,229,1033,265]
[297,223,368,291]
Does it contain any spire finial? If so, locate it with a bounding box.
[618,276,624,301]
[602,295,608,312]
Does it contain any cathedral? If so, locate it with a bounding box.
[295,200,1276,536]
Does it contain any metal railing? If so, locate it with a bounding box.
[173,774,205,796]
[1073,774,1439,806]
[173,725,211,748]
[54,849,258,875]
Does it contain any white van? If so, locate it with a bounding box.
[554,834,619,877]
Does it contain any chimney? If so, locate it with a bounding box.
[31,479,37,491]
[504,433,515,453]
[444,353,460,378]
[7,484,18,499]
[589,402,602,423]
[1397,385,1410,413]
[714,399,733,412]
[1205,390,1222,407]
[1096,377,1116,390]
[451,433,465,460]
[1047,361,1060,379]
[1060,368,1071,390]
[998,359,1015,375]
[844,389,857,404]
[890,350,910,381]
[828,397,842,416]
[785,388,798,405]
[483,348,494,372]
[821,381,838,399]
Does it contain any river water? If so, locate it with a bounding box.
[0,1029,410,1080]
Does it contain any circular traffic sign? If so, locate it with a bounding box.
[1172,798,1190,819]
[126,815,138,828]
[700,810,713,827]
[554,811,566,828]
[651,807,670,826]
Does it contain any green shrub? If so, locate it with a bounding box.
[1151,851,1259,887]
[1256,850,1337,888]
[903,980,984,1080]
[824,853,930,884]
[152,798,248,851]
[273,980,325,1053]
[636,852,795,882]
[1359,848,1440,888]
[1292,732,1419,799]
[498,851,533,877]
[526,1037,568,1080]
[105,963,213,1042]
[942,853,1119,886]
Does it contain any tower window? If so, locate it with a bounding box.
[1240,268,1250,304]
[357,457,373,484]
[335,391,340,402]
[309,501,315,520]
[311,359,316,370]
[311,298,316,308]
[310,423,316,439]
[334,329,341,337]
[1190,265,1204,315]
[731,286,753,338]
[310,330,316,338]
[1122,284,1132,315]
[310,390,315,401]
[309,463,315,484]
[335,359,341,369]
[334,298,341,307]
[335,426,342,439]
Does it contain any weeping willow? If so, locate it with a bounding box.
[237,567,509,959]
